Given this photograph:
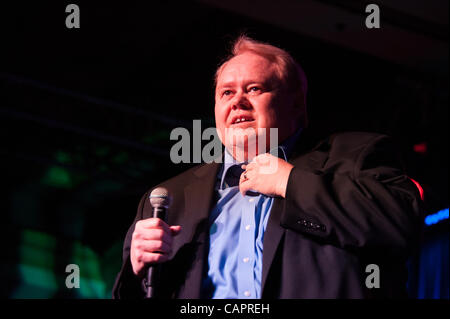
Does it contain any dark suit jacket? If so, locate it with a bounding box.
[112,132,423,299]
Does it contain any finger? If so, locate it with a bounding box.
[240,171,249,182]
[245,167,256,180]
[133,227,173,245]
[239,184,248,196]
[245,162,256,171]
[137,218,171,232]
[136,240,172,255]
[239,179,251,196]
[170,225,182,236]
[137,251,170,264]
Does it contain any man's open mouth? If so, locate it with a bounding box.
[231,116,255,125]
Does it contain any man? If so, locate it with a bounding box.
[113,36,422,298]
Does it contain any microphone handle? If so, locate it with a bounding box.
[153,206,166,220]
[145,206,167,298]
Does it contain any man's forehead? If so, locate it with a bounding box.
[216,53,278,87]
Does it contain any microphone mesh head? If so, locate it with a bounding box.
[149,187,171,208]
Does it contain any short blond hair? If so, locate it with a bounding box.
[215,35,308,127]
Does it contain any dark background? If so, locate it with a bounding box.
[0,0,448,298]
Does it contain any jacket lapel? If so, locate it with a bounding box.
[261,197,285,295]
[173,162,220,298]
[261,130,327,295]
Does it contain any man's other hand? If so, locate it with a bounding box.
[239,153,294,198]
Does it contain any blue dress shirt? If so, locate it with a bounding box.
[204,130,301,299]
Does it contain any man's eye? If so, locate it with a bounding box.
[249,86,261,92]
[222,90,232,96]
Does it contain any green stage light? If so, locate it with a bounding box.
[11,229,58,298]
[41,166,73,189]
[12,229,113,298]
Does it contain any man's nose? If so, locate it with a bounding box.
[231,92,251,111]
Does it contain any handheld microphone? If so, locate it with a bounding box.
[145,187,172,299]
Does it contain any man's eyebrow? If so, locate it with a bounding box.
[216,82,235,89]
[217,80,266,89]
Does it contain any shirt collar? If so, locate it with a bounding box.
[219,128,302,190]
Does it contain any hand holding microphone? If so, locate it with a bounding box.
[129,187,181,297]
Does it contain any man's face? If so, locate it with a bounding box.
[215,52,299,159]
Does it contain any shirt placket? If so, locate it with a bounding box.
[237,195,257,298]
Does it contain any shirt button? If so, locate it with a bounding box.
[245,225,251,231]
[248,198,255,203]
[243,257,250,263]
[244,291,251,297]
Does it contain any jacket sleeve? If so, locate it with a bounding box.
[280,134,423,256]
[111,192,149,299]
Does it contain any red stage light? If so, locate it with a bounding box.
[413,142,427,154]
